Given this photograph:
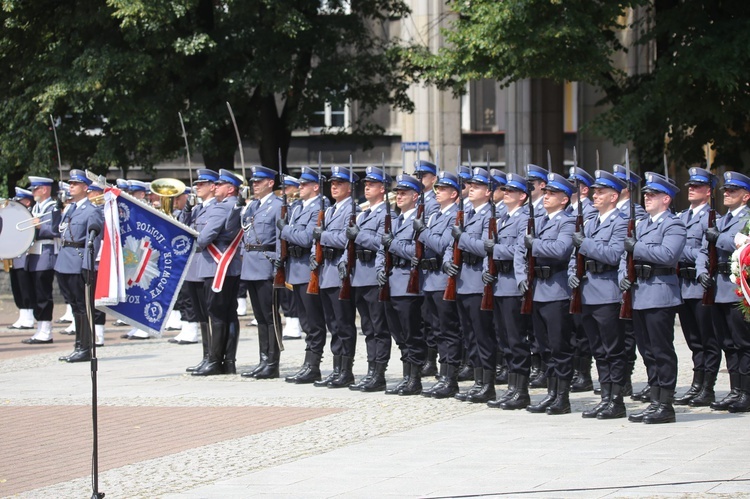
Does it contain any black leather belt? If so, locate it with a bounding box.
[677,265,697,279]
[288,245,310,258]
[584,260,617,274]
[245,244,275,252]
[392,257,411,268]
[419,257,442,271]
[534,263,567,279]
[355,249,375,262]
[62,241,85,248]
[717,262,732,275]
[463,253,481,266]
[634,263,676,279]
[493,260,514,274]
[323,247,343,260]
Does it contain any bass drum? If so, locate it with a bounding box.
[0,199,35,259]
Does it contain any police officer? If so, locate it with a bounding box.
[620,172,686,424]
[54,170,103,363]
[675,168,721,407]
[346,166,391,392]
[518,173,576,415]
[280,175,304,340]
[415,171,461,398]
[569,171,628,419]
[312,166,360,388]
[483,173,532,410]
[444,167,496,403]
[280,167,331,384]
[527,164,549,216]
[9,188,36,331]
[487,169,510,385]
[376,173,425,395]
[236,166,282,379]
[697,171,750,412]
[414,160,440,219]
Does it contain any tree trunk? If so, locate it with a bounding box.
[258,93,291,175]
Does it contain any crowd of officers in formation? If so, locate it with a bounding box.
[8,157,750,425]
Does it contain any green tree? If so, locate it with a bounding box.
[410,0,750,169]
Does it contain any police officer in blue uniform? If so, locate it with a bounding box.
[192,169,243,376]
[415,171,461,398]
[620,172,686,424]
[281,167,331,384]
[444,167,496,403]
[487,169,509,385]
[312,166,360,388]
[237,166,283,379]
[346,166,392,392]
[54,170,103,362]
[674,167,721,406]
[376,173,425,395]
[9,188,36,331]
[697,171,750,412]
[517,173,576,415]
[569,171,629,419]
[483,173,532,410]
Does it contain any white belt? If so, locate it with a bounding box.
[28,240,56,256]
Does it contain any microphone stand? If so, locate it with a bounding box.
[86,229,105,499]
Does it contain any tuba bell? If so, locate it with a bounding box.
[150,178,187,216]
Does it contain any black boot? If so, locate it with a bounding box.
[399,363,423,396]
[431,365,460,399]
[254,325,280,379]
[546,379,571,415]
[727,374,750,413]
[571,356,593,393]
[570,356,582,389]
[597,383,627,419]
[314,355,341,387]
[582,382,611,419]
[527,377,558,413]
[328,355,355,388]
[223,320,240,375]
[456,350,474,382]
[455,367,483,401]
[422,363,446,397]
[186,322,210,372]
[65,314,92,363]
[674,370,704,405]
[241,323,269,377]
[628,386,661,422]
[192,321,225,376]
[631,384,651,402]
[488,373,517,408]
[421,347,438,377]
[361,362,388,392]
[495,362,509,385]
[622,377,633,397]
[689,371,717,407]
[529,356,547,389]
[285,351,322,384]
[386,362,410,395]
[349,361,375,391]
[466,368,496,403]
[711,372,740,411]
[500,374,531,410]
[643,388,676,424]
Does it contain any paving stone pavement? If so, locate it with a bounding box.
[1,297,749,498]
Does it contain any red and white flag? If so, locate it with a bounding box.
[95,188,126,307]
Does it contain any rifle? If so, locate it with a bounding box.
[443,151,466,302]
[703,144,717,305]
[379,152,392,302]
[307,153,325,295]
[520,162,536,315]
[274,148,288,289]
[406,148,426,294]
[339,156,356,300]
[569,147,584,314]
[481,153,496,311]
[619,149,635,320]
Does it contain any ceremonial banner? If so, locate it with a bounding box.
[95,188,198,335]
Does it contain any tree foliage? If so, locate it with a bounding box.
[0,0,415,187]
[410,0,750,170]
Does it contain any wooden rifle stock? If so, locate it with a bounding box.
[480,216,497,311]
[406,204,425,294]
[569,214,585,314]
[520,215,536,315]
[338,213,356,300]
[273,203,288,289]
[702,207,718,305]
[378,209,392,302]
[619,218,636,319]
[306,209,325,295]
[443,209,463,301]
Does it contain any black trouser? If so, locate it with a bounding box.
[532,300,574,381]
[581,303,625,384]
[10,268,34,309]
[174,285,195,322]
[293,283,327,355]
[186,280,209,323]
[237,279,249,300]
[281,287,297,317]
[56,272,86,316]
[633,306,678,391]
[424,290,462,367]
[496,295,531,375]
[207,275,241,362]
[622,318,638,371]
[245,279,273,331]
[385,295,426,365]
[354,285,391,364]
[422,298,438,350]
[320,287,357,357]
[457,293,496,370]
[571,314,591,357]
[30,269,55,322]
[678,298,721,373]
[713,302,750,375]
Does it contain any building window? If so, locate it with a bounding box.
[310,100,350,132]
[461,79,506,133]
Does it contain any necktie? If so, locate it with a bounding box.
[724,211,733,229]
[466,208,474,222]
[593,217,601,231]
[395,214,404,230]
[64,203,77,222]
[686,209,693,223]
[538,215,549,232]
[501,213,510,226]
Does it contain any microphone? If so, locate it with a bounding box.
[88,221,102,248]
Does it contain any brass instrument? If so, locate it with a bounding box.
[150,178,187,216]
[16,212,53,231]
